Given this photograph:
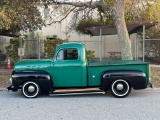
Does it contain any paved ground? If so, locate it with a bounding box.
[0,88,160,120]
[0,67,160,120]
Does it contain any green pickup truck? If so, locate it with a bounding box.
[8,43,151,98]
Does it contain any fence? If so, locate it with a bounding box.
[0,43,9,67]
[1,38,160,68]
[26,38,160,64]
[142,39,160,64]
[0,39,120,68]
[23,40,41,59]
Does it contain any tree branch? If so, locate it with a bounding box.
[47,0,111,10]
[47,6,76,25]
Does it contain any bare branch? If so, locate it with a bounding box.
[45,0,112,10]
[47,6,76,25]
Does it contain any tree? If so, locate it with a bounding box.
[1,0,156,60]
[112,0,132,60]
[126,0,160,63]
[42,0,145,60]
[0,0,43,36]
[113,0,159,61]
[45,0,160,60]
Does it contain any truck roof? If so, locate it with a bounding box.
[58,42,85,49]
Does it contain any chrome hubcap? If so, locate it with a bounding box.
[116,83,124,91]
[28,85,35,93]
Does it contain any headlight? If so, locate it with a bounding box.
[10,78,12,84]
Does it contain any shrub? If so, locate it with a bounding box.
[5,38,24,63]
[86,50,95,61]
[44,36,68,58]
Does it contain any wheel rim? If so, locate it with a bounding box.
[22,82,39,98]
[28,85,35,93]
[112,80,130,97]
[116,83,124,91]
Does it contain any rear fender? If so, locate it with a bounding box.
[102,70,147,91]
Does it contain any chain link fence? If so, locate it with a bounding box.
[142,39,160,64]
[0,38,67,67]
[0,37,10,68]
[23,40,41,59]
[24,38,160,64]
[1,37,160,68]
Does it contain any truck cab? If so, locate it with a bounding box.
[7,43,151,98]
[52,43,87,87]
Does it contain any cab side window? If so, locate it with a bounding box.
[56,49,78,60]
[56,50,64,60]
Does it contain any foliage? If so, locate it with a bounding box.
[5,38,24,63]
[72,0,160,61]
[86,50,95,61]
[0,0,43,35]
[124,0,160,23]
[44,36,68,59]
[75,18,113,34]
[0,54,7,62]
[75,0,160,34]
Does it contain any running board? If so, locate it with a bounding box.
[49,90,105,96]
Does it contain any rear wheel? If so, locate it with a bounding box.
[110,79,131,98]
[22,81,40,98]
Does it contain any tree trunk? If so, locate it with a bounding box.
[113,0,133,60]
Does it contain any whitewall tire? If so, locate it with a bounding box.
[110,79,131,98]
[22,81,40,98]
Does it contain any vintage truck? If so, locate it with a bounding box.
[7,42,151,98]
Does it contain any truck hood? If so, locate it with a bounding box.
[14,59,52,71]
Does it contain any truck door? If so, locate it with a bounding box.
[52,48,86,87]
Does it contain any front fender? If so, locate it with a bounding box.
[9,70,52,93]
[102,70,147,91]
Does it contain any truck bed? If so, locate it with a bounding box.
[88,60,147,66]
[87,60,150,86]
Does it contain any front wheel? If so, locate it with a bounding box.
[22,81,40,98]
[110,79,131,98]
